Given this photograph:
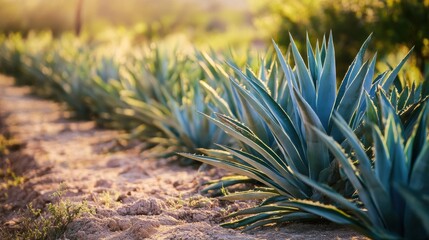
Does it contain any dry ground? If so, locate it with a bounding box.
[0,75,366,239]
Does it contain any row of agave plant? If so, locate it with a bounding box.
[0,32,239,161]
[1,31,428,239]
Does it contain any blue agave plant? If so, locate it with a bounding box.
[182,33,414,229]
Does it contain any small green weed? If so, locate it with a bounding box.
[1,134,25,190]
[0,159,25,190]
[1,186,94,240]
[0,134,8,156]
[94,190,120,208]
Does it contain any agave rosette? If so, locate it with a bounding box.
[181,33,413,229]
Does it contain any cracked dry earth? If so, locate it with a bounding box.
[0,75,366,239]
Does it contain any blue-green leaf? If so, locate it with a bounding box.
[316,32,336,130]
[337,34,372,103]
[381,48,413,91]
[289,34,316,108]
[293,88,330,180]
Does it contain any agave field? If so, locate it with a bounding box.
[0,31,429,239]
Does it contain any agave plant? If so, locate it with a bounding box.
[0,33,26,81]
[84,55,138,128]
[119,45,230,159]
[28,37,94,119]
[283,93,429,239]
[196,47,298,191]
[181,33,413,229]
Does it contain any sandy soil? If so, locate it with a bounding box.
[0,75,367,239]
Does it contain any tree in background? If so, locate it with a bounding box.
[250,0,369,76]
[253,0,428,76]
[371,0,429,71]
[75,0,83,36]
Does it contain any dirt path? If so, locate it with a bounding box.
[0,75,366,239]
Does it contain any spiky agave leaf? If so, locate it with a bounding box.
[200,175,258,195]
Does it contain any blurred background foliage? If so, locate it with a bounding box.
[255,0,428,79]
[0,0,427,80]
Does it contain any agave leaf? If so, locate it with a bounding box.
[373,125,393,186]
[292,87,330,180]
[351,54,379,130]
[377,90,403,131]
[400,97,429,138]
[276,68,290,105]
[383,115,407,187]
[316,31,336,130]
[409,137,429,193]
[363,53,377,91]
[337,34,373,103]
[260,195,289,206]
[242,212,316,231]
[404,103,429,168]
[273,41,302,129]
[219,145,310,198]
[179,152,287,195]
[224,207,315,231]
[320,35,327,65]
[201,176,256,194]
[369,71,388,98]
[289,34,316,108]
[397,87,409,109]
[197,148,233,160]
[415,84,423,102]
[335,61,369,126]
[381,48,414,91]
[390,89,399,110]
[262,57,280,101]
[222,212,285,229]
[306,33,319,85]
[227,205,296,218]
[269,61,283,101]
[245,67,269,93]
[202,175,251,185]
[170,102,194,145]
[281,200,359,226]
[315,39,322,69]
[365,93,379,124]
[259,58,267,82]
[405,83,416,107]
[219,190,279,201]
[396,184,429,236]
